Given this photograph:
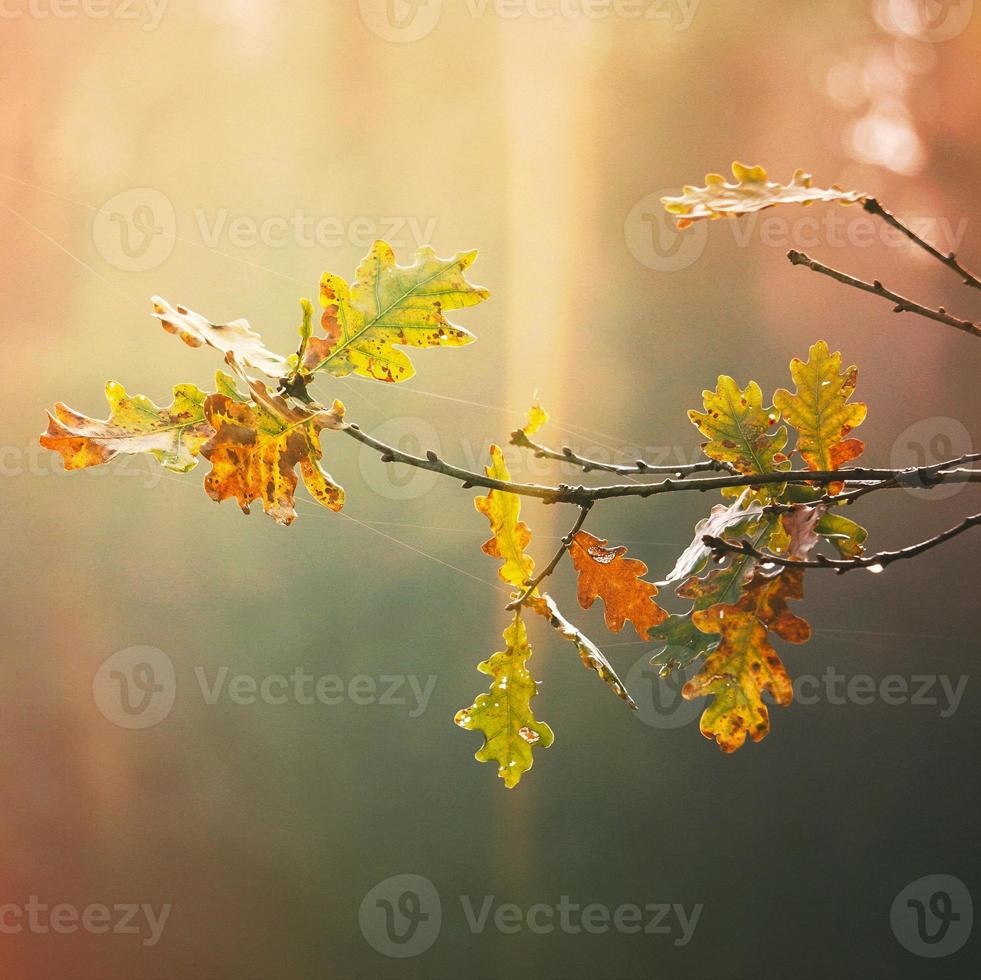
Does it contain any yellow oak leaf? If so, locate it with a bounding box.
[41,381,212,473]
[302,241,488,384]
[662,162,865,229]
[773,340,867,476]
[454,611,554,789]
[475,444,534,589]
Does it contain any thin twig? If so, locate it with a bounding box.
[864,198,981,291]
[703,511,981,575]
[509,428,730,477]
[343,422,981,504]
[787,249,981,339]
[507,504,592,610]
[762,453,981,513]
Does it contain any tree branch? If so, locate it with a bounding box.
[703,511,981,575]
[343,421,981,504]
[506,504,592,610]
[509,427,731,477]
[787,249,981,339]
[864,198,981,291]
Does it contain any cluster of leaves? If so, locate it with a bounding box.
[42,242,488,525]
[40,221,875,789]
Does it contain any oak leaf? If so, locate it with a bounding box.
[475,445,534,589]
[684,569,810,752]
[537,593,636,707]
[454,612,554,789]
[662,162,865,229]
[688,376,790,491]
[773,341,867,480]
[569,531,667,640]
[152,296,289,378]
[41,381,212,473]
[200,388,345,526]
[302,241,488,384]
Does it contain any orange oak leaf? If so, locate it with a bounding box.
[200,391,345,526]
[568,531,667,640]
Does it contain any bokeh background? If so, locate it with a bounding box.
[2,1,980,977]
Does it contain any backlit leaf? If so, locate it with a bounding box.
[454,611,554,789]
[475,445,534,589]
[568,531,667,640]
[662,162,865,229]
[685,569,810,752]
[688,376,790,492]
[152,296,289,378]
[201,388,345,526]
[773,341,867,477]
[522,403,549,437]
[41,381,211,473]
[537,593,636,707]
[302,241,488,384]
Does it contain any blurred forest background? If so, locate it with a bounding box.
[1,1,979,977]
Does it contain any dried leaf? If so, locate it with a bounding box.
[662,162,865,229]
[537,593,636,707]
[200,391,345,526]
[152,296,289,378]
[569,531,667,640]
[658,490,763,586]
[454,612,554,789]
[303,241,488,384]
[41,381,212,473]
